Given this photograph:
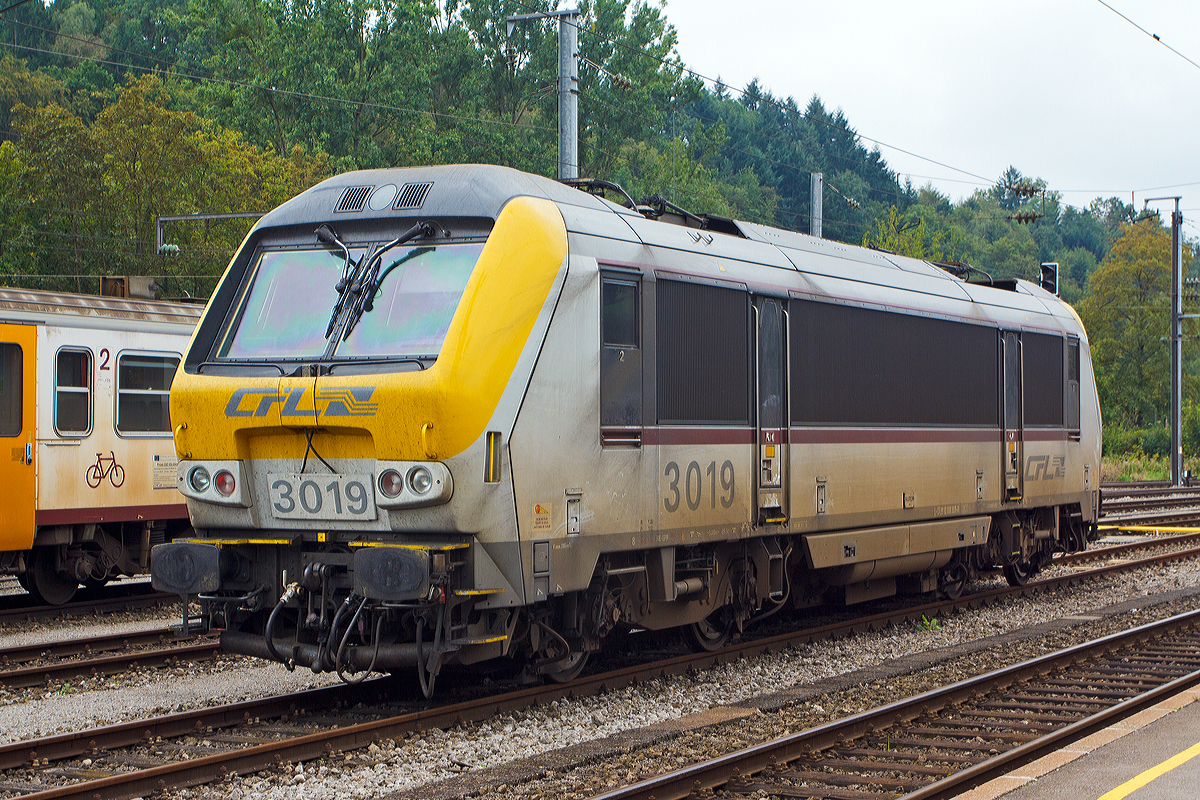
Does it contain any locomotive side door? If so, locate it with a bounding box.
[754,296,788,524]
[0,323,36,553]
[1002,330,1023,502]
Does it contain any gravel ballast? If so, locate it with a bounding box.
[3,542,1199,800]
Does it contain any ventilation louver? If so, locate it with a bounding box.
[335,186,373,213]
[394,182,433,210]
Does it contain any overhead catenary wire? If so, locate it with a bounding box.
[507,0,994,186]
[4,5,1189,260]
[533,7,1143,232]
[1094,0,1200,73]
[2,23,559,137]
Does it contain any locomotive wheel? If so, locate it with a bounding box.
[543,650,590,684]
[939,562,969,600]
[683,608,735,652]
[28,548,79,606]
[1003,560,1037,587]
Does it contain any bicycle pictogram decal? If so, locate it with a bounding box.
[86,451,125,488]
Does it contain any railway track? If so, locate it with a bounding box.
[0,585,173,626]
[3,537,1200,800]
[1100,482,1200,528]
[590,607,1200,800]
[0,628,220,690]
[1101,480,1175,490]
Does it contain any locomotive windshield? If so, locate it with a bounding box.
[217,242,483,361]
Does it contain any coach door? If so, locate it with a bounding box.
[1002,330,1023,502]
[754,296,788,525]
[0,324,36,552]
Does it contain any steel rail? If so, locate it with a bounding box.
[1059,530,1200,563]
[0,589,173,625]
[0,627,209,666]
[0,641,220,690]
[587,608,1200,800]
[1100,495,1200,514]
[1101,482,1200,494]
[11,542,1200,800]
[1099,507,1200,527]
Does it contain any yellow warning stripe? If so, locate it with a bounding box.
[454,588,504,596]
[1097,739,1200,800]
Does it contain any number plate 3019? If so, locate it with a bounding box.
[268,473,377,520]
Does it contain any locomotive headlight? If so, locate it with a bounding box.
[379,469,404,498]
[189,466,211,493]
[374,461,452,509]
[407,466,434,495]
[214,469,236,496]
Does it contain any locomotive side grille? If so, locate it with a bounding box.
[335,186,373,213]
[656,280,750,424]
[394,182,433,210]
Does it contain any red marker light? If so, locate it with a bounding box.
[214,470,236,496]
[379,469,404,498]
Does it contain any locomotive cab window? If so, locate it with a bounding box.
[116,352,179,435]
[600,275,642,427]
[54,348,92,436]
[0,343,20,437]
[217,242,484,364]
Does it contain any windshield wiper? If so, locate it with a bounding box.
[316,224,362,339]
[342,221,436,340]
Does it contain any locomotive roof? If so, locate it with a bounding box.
[253,164,1076,330]
[0,287,204,331]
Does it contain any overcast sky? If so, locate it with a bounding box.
[663,0,1200,234]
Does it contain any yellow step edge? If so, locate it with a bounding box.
[348,541,470,551]
[182,538,296,546]
[450,634,508,645]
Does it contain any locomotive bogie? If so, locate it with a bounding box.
[154,165,1101,691]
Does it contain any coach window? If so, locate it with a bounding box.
[601,275,642,427]
[0,344,20,437]
[1066,337,1081,432]
[54,348,92,436]
[116,352,180,435]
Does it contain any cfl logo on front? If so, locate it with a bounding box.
[224,386,379,418]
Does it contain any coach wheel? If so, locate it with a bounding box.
[939,562,968,600]
[28,548,79,606]
[543,650,590,684]
[683,607,735,653]
[1003,560,1037,588]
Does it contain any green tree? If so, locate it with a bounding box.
[54,2,107,59]
[6,75,330,295]
[0,54,64,137]
[1078,222,1177,428]
[862,205,948,260]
